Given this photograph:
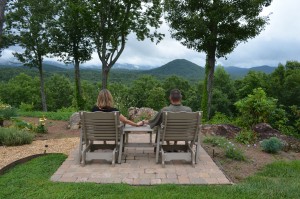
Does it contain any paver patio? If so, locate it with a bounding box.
[51,133,232,185]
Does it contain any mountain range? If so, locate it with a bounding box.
[0,59,277,83]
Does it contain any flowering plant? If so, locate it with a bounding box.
[0,102,17,120]
[35,115,48,133]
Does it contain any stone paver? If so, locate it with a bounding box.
[51,133,232,185]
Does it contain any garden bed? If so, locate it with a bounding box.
[0,117,299,183]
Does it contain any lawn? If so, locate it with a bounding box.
[0,154,299,199]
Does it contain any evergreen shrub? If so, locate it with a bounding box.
[260,137,283,153]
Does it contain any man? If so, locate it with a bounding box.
[144,88,192,128]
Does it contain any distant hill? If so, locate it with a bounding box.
[0,59,277,83]
[142,59,205,81]
[224,65,276,79]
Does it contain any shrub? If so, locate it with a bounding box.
[0,127,34,146]
[11,118,35,131]
[19,102,34,111]
[260,137,283,154]
[235,88,277,128]
[235,129,257,145]
[203,136,246,161]
[225,146,246,161]
[209,112,233,125]
[0,102,17,120]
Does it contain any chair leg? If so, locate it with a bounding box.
[118,131,124,164]
[191,150,195,168]
[112,148,116,167]
[161,149,165,168]
[155,130,161,164]
[78,131,83,164]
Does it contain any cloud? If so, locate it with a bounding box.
[1,0,299,68]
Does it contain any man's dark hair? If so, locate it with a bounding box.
[170,89,182,101]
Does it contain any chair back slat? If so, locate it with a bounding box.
[162,111,201,142]
[80,111,120,143]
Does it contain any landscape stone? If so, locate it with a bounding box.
[69,112,81,130]
[128,107,158,122]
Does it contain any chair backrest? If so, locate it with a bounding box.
[161,111,201,142]
[80,111,120,143]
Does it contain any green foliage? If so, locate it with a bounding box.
[184,82,202,111]
[0,73,41,109]
[80,80,100,111]
[85,0,163,88]
[203,136,229,147]
[19,102,34,112]
[18,111,73,121]
[0,127,34,146]
[130,75,161,108]
[162,75,191,101]
[235,87,277,127]
[11,118,35,131]
[236,71,268,99]
[260,137,283,154]
[46,74,74,111]
[203,136,246,161]
[235,129,257,145]
[225,146,246,161]
[282,69,300,107]
[0,102,17,120]
[145,87,166,111]
[209,112,233,125]
[212,66,237,116]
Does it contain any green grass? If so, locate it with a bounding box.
[1,154,300,198]
[17,111,74,121]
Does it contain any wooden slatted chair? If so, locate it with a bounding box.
[155,111,202,167]
[79,111,123,166]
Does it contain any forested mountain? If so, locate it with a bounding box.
[142,59,205,81]
[0,59,276,83]
[224,65,276,78]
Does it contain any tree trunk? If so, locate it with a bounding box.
[38,61,47,112]
[201,52,216,120]
[74,58,84,110]
[101,61,109,89]
[0,0,7,44]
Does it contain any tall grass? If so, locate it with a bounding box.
[0,154,299,198]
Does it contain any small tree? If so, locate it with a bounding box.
[235,87,277,127]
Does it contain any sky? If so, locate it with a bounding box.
[1,0,299,68]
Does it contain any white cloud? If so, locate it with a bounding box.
[1,0,299,68]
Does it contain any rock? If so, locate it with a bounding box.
[252,123,281,140]
[69,112,81,130]
[128,107,158,122]
[253,123,300,152]
[201,124,241,139]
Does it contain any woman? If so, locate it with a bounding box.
[92,89,144,127]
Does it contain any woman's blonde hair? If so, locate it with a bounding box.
[96,89,114,109]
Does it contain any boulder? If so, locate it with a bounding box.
[201,124,241,139]
[128,107,158,122]
[253,123,300,152]
[68,112,81,130]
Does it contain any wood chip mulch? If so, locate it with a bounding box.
[0,138,79,169]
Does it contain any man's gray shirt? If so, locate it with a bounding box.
[148,104,192,129]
